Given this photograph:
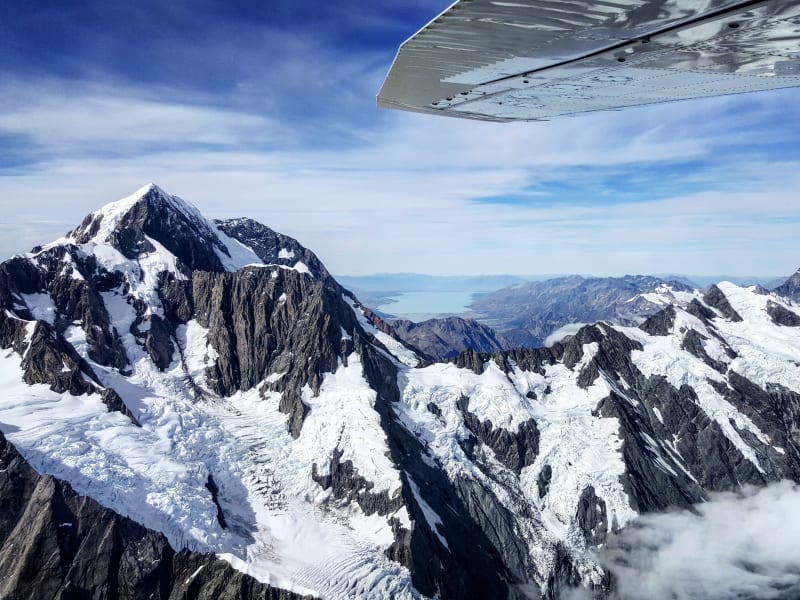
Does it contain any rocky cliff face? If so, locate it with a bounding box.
[2,184,800,600]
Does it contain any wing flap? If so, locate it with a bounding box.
[378,0,800,121]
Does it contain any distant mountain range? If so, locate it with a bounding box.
[336,273,786,293]
[338,273,789,353]
[377,274,795,354]
[335,273,538,292]
[469,275,695,347]
[391,317,510,360]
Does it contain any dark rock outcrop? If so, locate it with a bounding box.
[100,389,140,425]
[20,320,97,395]
[0,302,138,425]
[215,217,341,291]
[709,372,800,482]
[575,486,608,546]
[192,267,359,437]
[543,544,587,600]
[703,284,743,322]
[312,449,404,517]
[0,249,129,371]
[537,465,552,499]
[596,386,704,513]
[140,314,175,370]
[766,300,800,327]
[685,297,717,322]
[457,395,539,474]
[681,329,727,373]
[639,305,675,336]
[157,271,194,324]
[452,348,486,374]
[773,268,800,302]
[204,474,228,529]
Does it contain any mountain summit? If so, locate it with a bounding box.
[2,186,800,599]
[774,268,800,303]
[62,183,329,278]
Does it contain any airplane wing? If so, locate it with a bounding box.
[377,0,800,121]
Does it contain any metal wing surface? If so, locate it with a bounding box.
[377,0,800,121]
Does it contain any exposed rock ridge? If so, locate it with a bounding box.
[774,267,800,302]
[215,217,339,289]
[70,184,231,274]
[767,299,800,326]
[312,448,404,516]
[457,394,540,474]
[350,331,545,600]
[193,267,361,436]
[703,284,743,322]
[0,247,129,371]
[0,257,138,423]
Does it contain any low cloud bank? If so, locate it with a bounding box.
[597,481,800,600]
[544,323,588,347]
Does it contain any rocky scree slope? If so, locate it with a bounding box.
[2,184,800,599]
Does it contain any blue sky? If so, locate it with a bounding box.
[1,0,800,277]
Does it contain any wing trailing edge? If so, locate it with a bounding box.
[377,0,800,121]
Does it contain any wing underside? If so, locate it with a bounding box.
[377,0,800,121]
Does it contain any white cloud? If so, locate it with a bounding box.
[597,481,800,600]
[1,77,798,276]
[0,80,276,150]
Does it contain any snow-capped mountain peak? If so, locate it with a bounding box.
[29,183,321,285]
[62,182,257,274]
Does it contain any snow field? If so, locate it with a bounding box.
[396,343,636,585]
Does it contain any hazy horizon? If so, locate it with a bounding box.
[335,272,790,281]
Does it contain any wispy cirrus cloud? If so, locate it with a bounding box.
[0,82,277,157]
[1,0,799,276]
